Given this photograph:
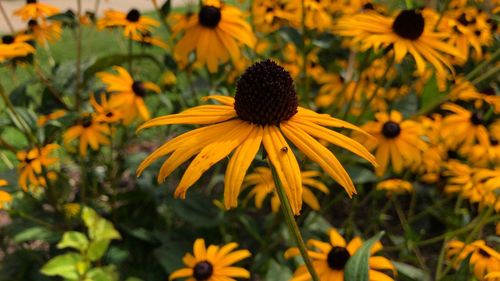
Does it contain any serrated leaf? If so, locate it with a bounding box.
[40,253,84,279]
[344,231,385,281]
[57,231,89,252]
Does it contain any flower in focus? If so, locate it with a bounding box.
[376,179,413,195]
[27,19,62,45]
[97,66,160,124]
[14,0,59,21]
[136,60,377,215]
[355,111,427,176]
[336,8,464,76]
[172,0,256,72]
[447,240,500,280]
[97,9,160,38]
[245,167,329,212]
[0,34,35,62]
[440,103,489,151]
[90,93,123,124]
[285,228,395,281]
[63,113,110,157]
[169,238,251,281]
[17,144,58,191]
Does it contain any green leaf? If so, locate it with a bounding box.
[454,253,473,281]
[346,166,377,184]
[13,226,57,244]
[82,207,121,242]
[87,240,111,261]
[418,73,446,114]
[344,231,385,281]
[169,194,223,227]
[264,259,292,281]
[9,84,31,107]
[40,253,84,280]
[84,265,119,281]
[57,231,89,252]
[160,0,171,18]
[392,261,431,281]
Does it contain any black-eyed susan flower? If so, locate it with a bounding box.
[137,60,377,215]
[172,0,256,73]
[336,8,464,76]
[376,179,413,194]
[27,19,62,45]
[0,180,12,209]
[97,66,160,124]
[90,93,123,124]
[285,228,395,281]
[355,111,427,176]
[0,34,35,62]
[447,240,500,280]
[17,144,58,191]
[252,0,297,33]
[14,0,59,21]
[63,113,110,157]
[37,109,66,126]
[440,103,489,151]
[97,9,159,38]
[131,31,168,49]
[62,203,81,219]
[486,272,500,280]
[245,167,329,212]
[169,238,251,281]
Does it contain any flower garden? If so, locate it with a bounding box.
[0,0,499,280]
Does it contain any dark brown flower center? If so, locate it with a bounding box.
[392,9,425,40]
[198,6,221,28]
[27,0,37,3]
[234,59,298,126]
[327,246,351,270]
[105,112,114,118]
[2,35,14,44]
[480,87,495,96]
[382,121,401,138]
[132,81,146,97]
[28,19,38,28]
[478,248,491,257]
[362,3,374,10]
[193,261,213,281]
[490,137,499,146]
[81,116,93,128]
[470,113,483,125]
[126,9,141,22]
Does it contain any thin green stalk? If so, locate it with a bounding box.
[269,163,320,281]
[471,64,500,85]
[0,2,15,34]
[464,48,500,81]
[128,37,133,73]
[0,84,37,145]
[300,0,310,105]
[75,0,83,112]
[405,0,413,9]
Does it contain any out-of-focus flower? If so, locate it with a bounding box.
[27,19,62,45]
[17,144,58,191]
[169,238,251,281]
[0,180,12,209]
[447,240,500,280]
[285,228,395,281]
[97,66,160,124]
[14,0,59,21]
[90,93,123,124]
[98,9,160,38]
[0,34,35,62]
[245,167,329,212]
[171,0,256,72]
[376,179,413,194]
[37,109,66,126]
[131,31,169,49]
[63,113,110,157]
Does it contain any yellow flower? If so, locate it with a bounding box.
[355,111,427,176]
[160,70,177,88]
[0,179,12,209]
[90,93,123,124]
[252,0,298,33]
[172,0,256,73]
[486,272,500,281]
[37,109,66,126]
[131,31,169,49]
[14,0,59,21]
[17,144,58,191]
[376,179,413,194]
[97,66,160,124]
[447,240,500,280]
[62,203,81,218]
[63,114,110,157]
[0,34,35,62]
[97,9,160,38]
[285,228,395,281]
[440,103,489,151]
[27,19,62,45]
[336,8,464,76]
[245,167,329,212]
[137,60,376,215]
[169,238,251,281]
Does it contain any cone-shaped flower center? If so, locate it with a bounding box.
[327,246,351,270]
[199,6,221,28]
[490,137,499,146]
[27,0,37,3]
[2,35,14,44]
[132,81,146,97]
[28,19,38,28]
[81,116,93,128]
[235,59,298,126]
[126,9,141,22]
[470,113,483,125]
[392,9,425,40]
[478,248,491,257]
[362,3,374,10]
[382,121,401,138]
[193,261,213,281]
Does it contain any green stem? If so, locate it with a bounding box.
[300,0,309,105]
[0,1,15,34]
[128,37,133,73]
[269,163,320,281]
[471,63,500,85]
[75,0,83,112]
[405,0,413,9]
[464,48,500,81]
